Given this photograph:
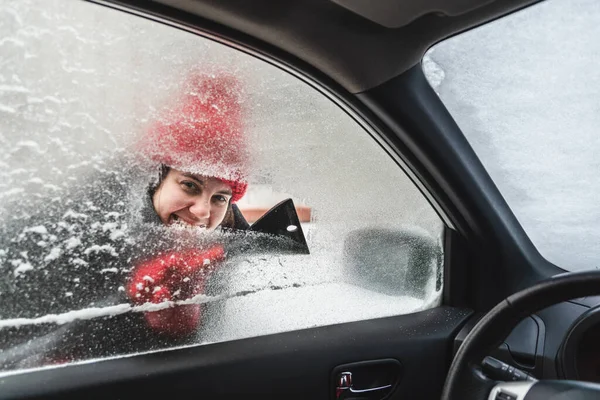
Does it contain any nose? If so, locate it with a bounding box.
[188,196,211,221]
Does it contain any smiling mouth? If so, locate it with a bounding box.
[169,214,207,229]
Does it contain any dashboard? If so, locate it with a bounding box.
[455,295,600,383]
[559,303,600,382]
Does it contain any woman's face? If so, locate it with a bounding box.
[152,169,233,230]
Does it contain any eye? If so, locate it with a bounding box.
[181,180,199,193]
[213,195,229,205]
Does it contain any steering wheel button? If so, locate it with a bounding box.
[496,392,516,400]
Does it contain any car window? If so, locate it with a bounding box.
[0,0,445,372]
[423,0,600,272]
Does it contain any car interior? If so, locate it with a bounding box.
[1,0,600,399]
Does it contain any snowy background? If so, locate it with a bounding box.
[424,0,600,272]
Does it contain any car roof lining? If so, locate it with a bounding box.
[106,0,542,93]
[330,0,497,28]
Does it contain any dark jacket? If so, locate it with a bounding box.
[0,158,249,371]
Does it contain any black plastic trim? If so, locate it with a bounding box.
[330,0,495,28]
[454,313,544,375]
[529,314,546,378]
[558,305,600,381]
[0,307,472,400]
[443,226,469,307]
[536,301,590,380]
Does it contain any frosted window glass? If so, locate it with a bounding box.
[0,0,444,373]
[424,0,600,272]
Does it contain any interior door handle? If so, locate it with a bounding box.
[332,359,401,400]
[336,371,392,399]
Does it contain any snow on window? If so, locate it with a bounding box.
[423,0,600,272]
[0,0,444,373]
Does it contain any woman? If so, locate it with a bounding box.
[0,73,251,369]
[127,72,251,337]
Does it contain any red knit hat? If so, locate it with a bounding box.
[140,73,248,203]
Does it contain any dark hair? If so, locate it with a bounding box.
[149,164,235,229]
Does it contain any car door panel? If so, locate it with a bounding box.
[0,307,471,400]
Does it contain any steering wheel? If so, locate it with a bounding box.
[441,270,600,400]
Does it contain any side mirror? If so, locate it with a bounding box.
[343,227,442,298]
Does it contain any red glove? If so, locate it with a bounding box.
[128,246,225,337]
